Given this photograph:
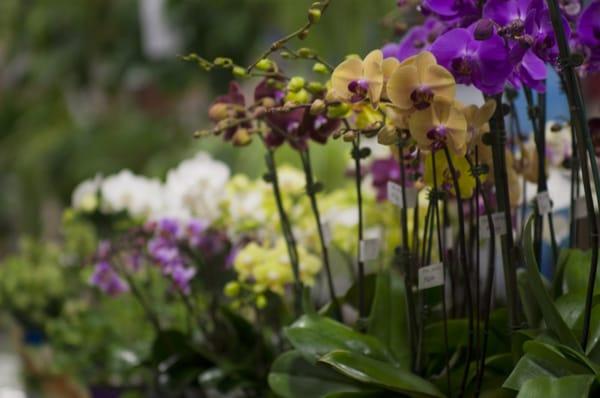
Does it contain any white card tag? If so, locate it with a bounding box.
[418,262,444,290]
[479,212,507,238]
[322,221,332,246]
[536,192,552,215]
[359,239,380,262]
[387,181,417,208]
[575,197,588,220]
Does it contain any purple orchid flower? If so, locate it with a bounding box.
[508,43,547,91]
[171,265,196,295]
[430,25,512,94]
[423,0,480,21]
[577,1,600,49]
[90,261,129,296]
[383,18,446,62]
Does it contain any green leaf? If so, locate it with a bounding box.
[504,340,592,392]
[285,314,394,364]
[516,375,595,398]
[518,268,542,328]
[367,269,410,369]
[562,249,600,295]
[269,351,376,398]
[552,249,571,298]
[555,293,600,329]
[319,350,445,398]
[522,216,582,352]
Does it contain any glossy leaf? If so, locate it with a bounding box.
[555,293,600,329]
[516,374,595,398]
[522,216,581,352]
[269,351,376,398]
[367,269,410,369]
[319,350,445,398]
[562,249,600,295]
[285,314,393,363]
[518,268,542,328]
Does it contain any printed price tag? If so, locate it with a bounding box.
[322,221,332,246]
[387,181,417,208]
[536,192,552,215]
[575,197,588,220]
[479,212,507,239]
[360,239,380,262]
[418,262,445,290]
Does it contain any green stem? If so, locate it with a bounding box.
[397,142,419,372]
[264,148,302,315]
[352,136,367,318]
[442,147,474,397]
[489,94,521,330]
[299,147,341,319]
[544,0,600,349]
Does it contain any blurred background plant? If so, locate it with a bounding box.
[0,0,393,252]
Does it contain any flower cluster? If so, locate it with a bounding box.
[384,0,600,91]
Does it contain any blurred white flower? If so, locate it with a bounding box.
[162,153,230,222]
[71,175,102,212]
[545,120,572,167]
[100,170,164,218]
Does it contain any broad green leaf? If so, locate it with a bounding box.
[504,339,592,392]
[522,216,581,352]
[367,269,410,369]
[285,314,393,364]
[562,249,600,295]
[552,248,571,298]
[518,268,542,328]
[516,374,595,398]
[581,305,600,359]
[319,350,445,398]
[269,351,376,398]
[555,293,600,329]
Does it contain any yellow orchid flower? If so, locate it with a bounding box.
[423,150,475,199]
[408,97,468,155]
[331,50,384,106]
[386,51,456,112]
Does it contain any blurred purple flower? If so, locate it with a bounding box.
[382,18,446,62]
[171,265,196,295]
[577,1,600,49]
[90,261,129,296]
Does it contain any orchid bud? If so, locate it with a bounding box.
[308,8,321,23]
[327,103,351,119]
[214,57,233,67]
[286,88,310,104]
[208,103,229,121]
[377,125,398,145]
[224,281,241,297]
[313,62,328,74]
[298,28,310,40]
[256,59,273,71]
[310,99,326,115]
[298,47,314,58]
[233,128,252,146]
[343,130,357,142]
[307,81,325,94]
[232,66,247,78]
[474,19,494,41]
[287,76,306,92]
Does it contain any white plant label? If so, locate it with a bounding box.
[575,197,588,220]
[322,221,332,246]
[479,212,507,238]
[359,238,380,262]
[536,192,552,215]
[387,181,417,208]
[418,263,445,290]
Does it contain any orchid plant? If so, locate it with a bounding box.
[15,0,600,397]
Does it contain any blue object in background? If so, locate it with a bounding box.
[513,67,570,136]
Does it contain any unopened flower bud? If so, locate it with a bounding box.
[224,281,241,297]
[327,103,351,119]
[256,58,273,71]
[261,97,276,108]
[343,130,357,142]
[256,295,268,309]
[214,57,233,67]
[474,19,495,41]
[285,89,310,104]
[313,62,329,74]
[307,81,325,94]
[233,128,252,146]
[232,66,247,77]
[308,8,321,23]
[298,47,314,58]
[310,99,326,115]
[298,28,310,40]
[287,76,306,92]
[377,125,399,145]
[208,103,229,121]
